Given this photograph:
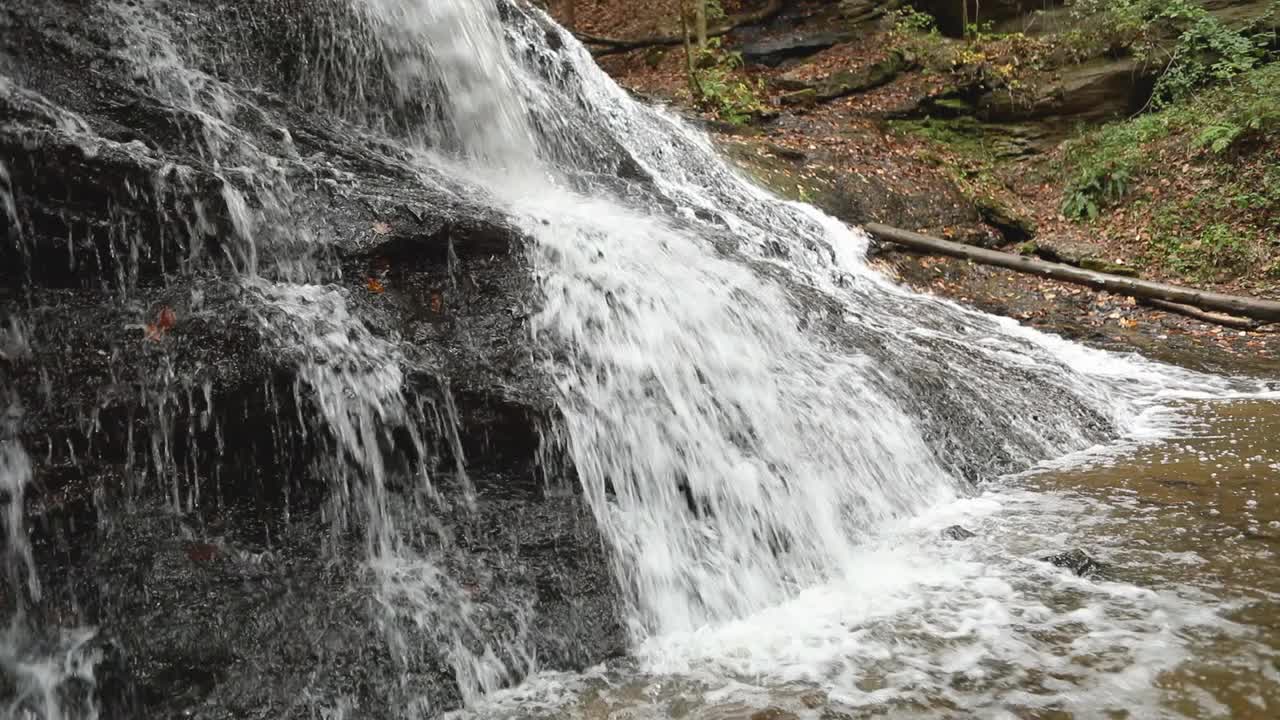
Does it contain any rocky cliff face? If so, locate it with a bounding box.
[0,1,623,716]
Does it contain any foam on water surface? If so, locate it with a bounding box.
[451,399,1280,718]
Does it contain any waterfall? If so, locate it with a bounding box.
[1,0,1261,717]
[350,0,1238,638]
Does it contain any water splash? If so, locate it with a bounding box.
[1,316,104,720]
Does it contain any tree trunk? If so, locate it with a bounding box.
[682,2,700,98]
[864,223,1280,323]
[695,0,708,49]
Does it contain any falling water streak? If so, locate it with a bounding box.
[36,1,531,710]
[1,160,18,240]
[1,320,38,610]
[354,0,539,167]
[2,317,105,720]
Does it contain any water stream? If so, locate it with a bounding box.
[2,0,1277,717]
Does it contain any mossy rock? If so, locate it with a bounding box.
[976,195,1036,242]
[930,97,977,117]
[779,88,819,106]
[1079,257,1140,277]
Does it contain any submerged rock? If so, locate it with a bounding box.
[1041,548,1105,577]
[941,525,976,541]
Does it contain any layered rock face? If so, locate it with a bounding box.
[0,1,623,717]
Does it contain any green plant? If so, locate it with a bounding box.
[1157,222,1255,278]
[1062,166,1132,220]
[888,5,953,70]
[1058,111,1173,219]
[1150,13,1264,106]
[1195,123,1246,154]
[1192,65,1280,153]
[690,40,765,124]
[1068,0,1271,106]
[891,6,938,35]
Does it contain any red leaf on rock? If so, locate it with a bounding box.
[157,306,177,330]
[185,543,218,562]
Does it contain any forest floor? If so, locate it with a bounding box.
[548,0,1280,375]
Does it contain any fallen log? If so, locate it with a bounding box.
[1138,298,1264,331]
[575,0,783,55]
[865,222,1280,323]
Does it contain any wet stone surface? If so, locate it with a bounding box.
[1,0,623,716]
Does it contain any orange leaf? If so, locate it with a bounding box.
[144,323,163,342]
[430,292,443,313]
[366,277,385,294]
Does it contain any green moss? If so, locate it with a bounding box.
[1078,258,1141,277]
[931,97,974,115]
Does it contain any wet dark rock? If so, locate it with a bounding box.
[941,525,976,541]
[740,32,854,68]
[1,0,624,716]
[751,707,801,720]
[1040,548,1105,577]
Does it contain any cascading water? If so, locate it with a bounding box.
[360,0,1247,640]
[2,0,1273,717]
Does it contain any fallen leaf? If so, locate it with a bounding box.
[184,543,218,562]
[156,306,177,330]
[372,221,392,235]
[366,277,385,294]
[430,292,443,313]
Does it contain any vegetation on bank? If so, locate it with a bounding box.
[883,0,1279,287]
[1060,63,1279,283]
[562,0,1277,291]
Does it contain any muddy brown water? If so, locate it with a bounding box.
[1018,398,1280,719]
